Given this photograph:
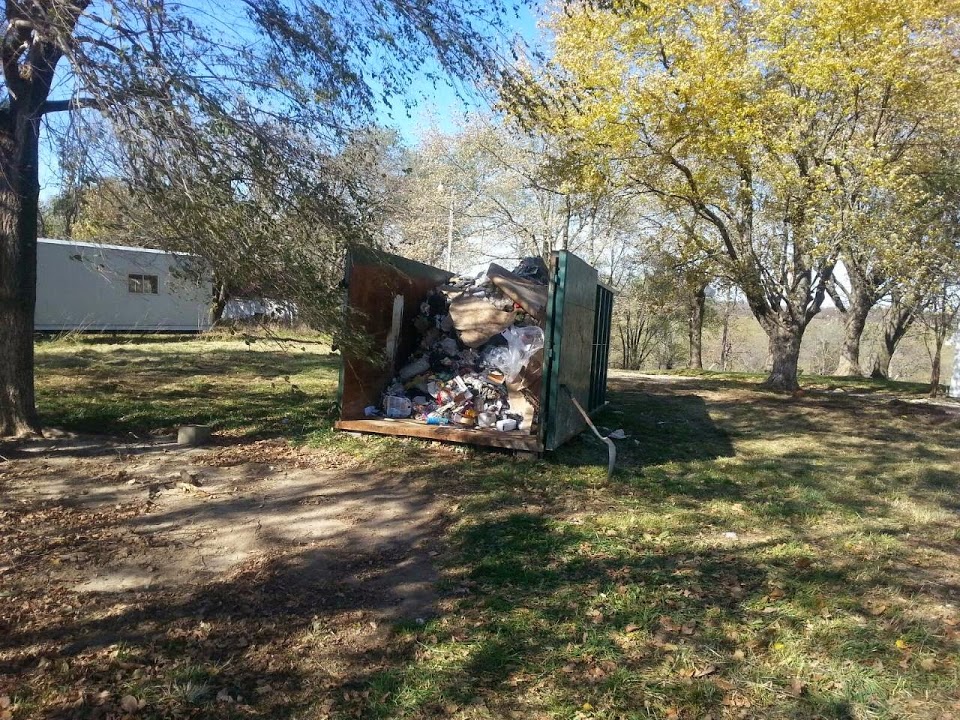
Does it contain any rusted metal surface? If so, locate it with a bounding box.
[339,250,452,420]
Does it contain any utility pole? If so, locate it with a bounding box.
[446,201,454,272]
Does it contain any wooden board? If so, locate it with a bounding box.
[543,251,599,451]
[335,419,542,452]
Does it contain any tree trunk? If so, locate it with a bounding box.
[930,337,943,396]
[0,114,43,437]
[871,337,895,379]
[761,324,803,391]
[0,6,82,437]
[211,281,230,324]
[688,285,705,370]
[870,301,916,379]
[834,292,872,376]
[719,318,731,371]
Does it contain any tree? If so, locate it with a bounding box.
[0,0,520,436]
[390,119,648,285]
[616,275,671,371]
[870,286,924,379]
[916,190,960,394]
[715,285,740,372]
[613,250,703,371]
[920,279,960,395]
[652,213,717,370]
[513,0,959,390]
[828,118,960,378]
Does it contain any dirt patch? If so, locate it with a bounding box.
[2,435,443,615]
[0,434,449,718]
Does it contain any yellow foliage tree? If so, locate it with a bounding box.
[515,0,960,389]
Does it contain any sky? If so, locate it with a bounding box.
[38,1,546,201]
[368,4,544,145]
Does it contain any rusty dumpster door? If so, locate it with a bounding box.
[543,251,601,451]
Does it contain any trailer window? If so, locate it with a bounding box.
[128,274,159,294]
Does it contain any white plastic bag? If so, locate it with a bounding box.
[491,326,545,382]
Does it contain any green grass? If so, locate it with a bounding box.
[335,377,960,719]
[29,335,960,720]
[34,331,340,438]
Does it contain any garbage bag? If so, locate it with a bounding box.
[482,325,545,382]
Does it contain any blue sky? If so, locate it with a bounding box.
[374,3,544,145]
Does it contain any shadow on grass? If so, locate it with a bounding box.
[0,457,448,720]
[332,374,960,719]
[341,505,956,719]
[545,378,737,474]
[640,368,936,397]
[16,350,960,719]
[35,333,208,346]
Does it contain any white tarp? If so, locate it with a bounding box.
[222,298,297,323]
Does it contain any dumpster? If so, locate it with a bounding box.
[335,248,614,453]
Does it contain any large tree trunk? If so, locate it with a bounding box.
[834,291,872,376]
[870,299,917,379]
[0,14,71,437]
[0,113,43,437]
[761,324,803,392]
[688,284,705,370]
[871,335,896,379]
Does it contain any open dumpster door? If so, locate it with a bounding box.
[543,251,612,451]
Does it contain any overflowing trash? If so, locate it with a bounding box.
[369,257,550,434]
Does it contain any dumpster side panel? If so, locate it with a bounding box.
[589,284,614,411]
[545,251,599,450]
[338,250,452,420]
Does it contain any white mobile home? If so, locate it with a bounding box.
[35,238,213,332]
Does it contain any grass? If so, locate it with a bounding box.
[635,366,939,395]
[24,334,960,719]
[34,330,340,438]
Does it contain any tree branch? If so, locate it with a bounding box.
[40,97,100,114]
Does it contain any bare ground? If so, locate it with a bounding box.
[0,434,455,718]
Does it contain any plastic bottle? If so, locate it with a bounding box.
[384,396,412,418]
[426,415,450,425]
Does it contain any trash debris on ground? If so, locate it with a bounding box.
[378,258,548,435]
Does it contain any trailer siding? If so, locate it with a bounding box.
[35,238,212,332]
